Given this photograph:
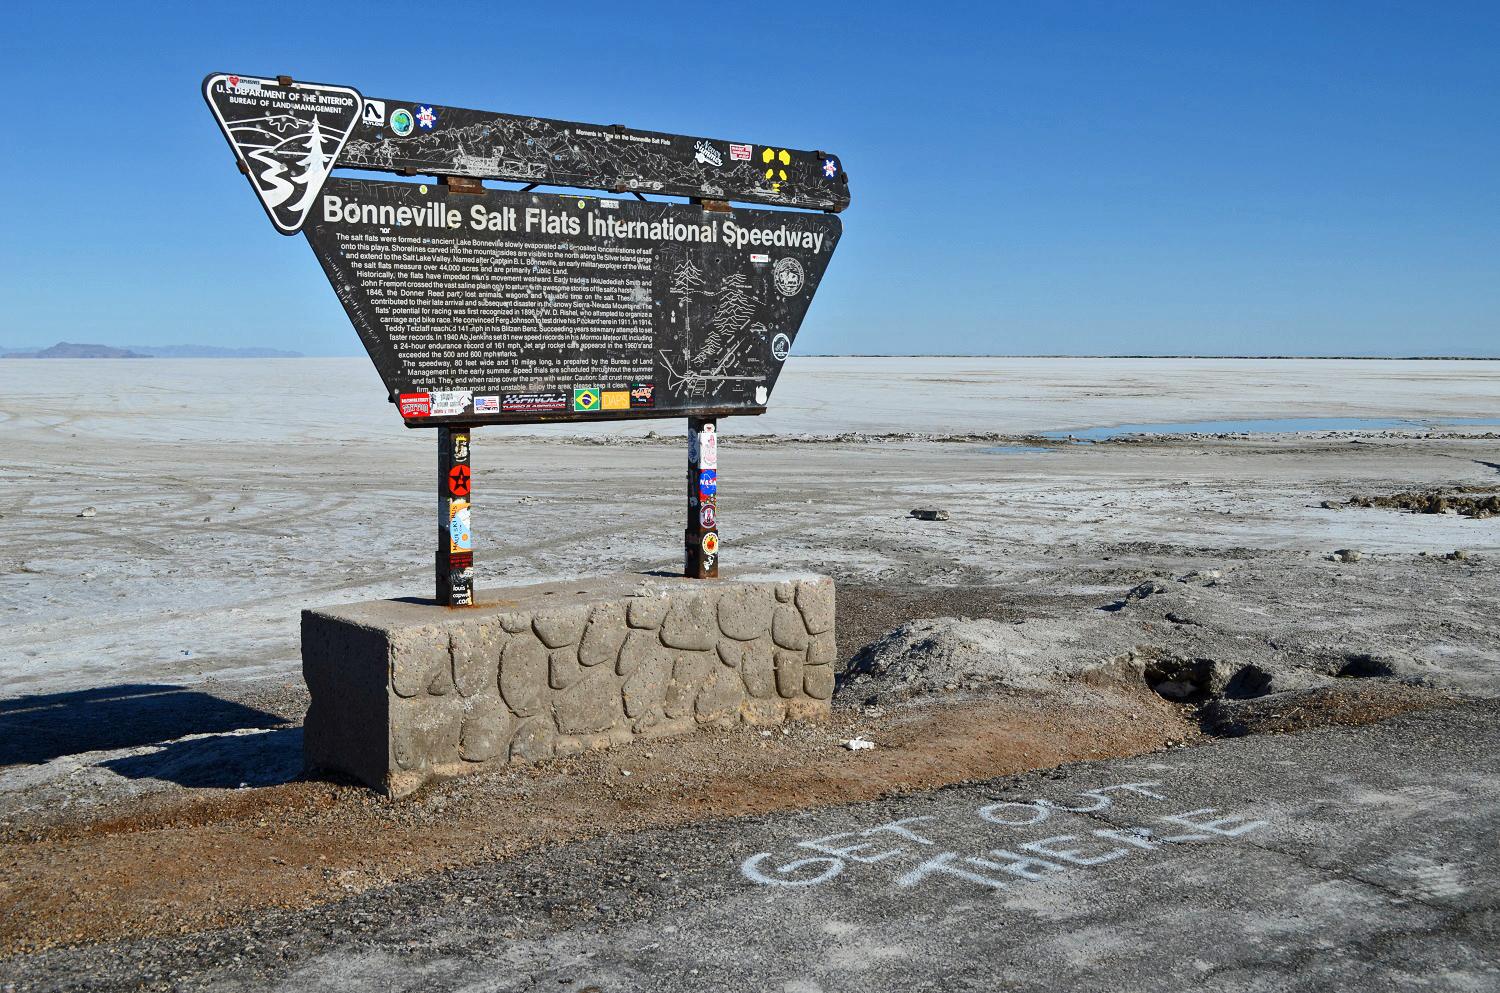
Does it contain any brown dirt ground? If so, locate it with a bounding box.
[0,674,1461,959]
[2,684,1184,956]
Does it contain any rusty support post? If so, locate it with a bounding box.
[437,426,474,606]
[685,416,720,578]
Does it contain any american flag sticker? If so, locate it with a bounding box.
[729,143,752,161]
[474,395,499,414]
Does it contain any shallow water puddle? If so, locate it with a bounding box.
[981,445,1059,455]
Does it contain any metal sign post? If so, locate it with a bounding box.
[686,417,720,578]
[202,71,850,605]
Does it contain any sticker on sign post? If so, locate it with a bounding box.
[698,424,717,469]
[448,499,472,552]
[201,73,364,235]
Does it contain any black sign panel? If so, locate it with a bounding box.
[202,73,363,235]
[341,98,849,213]
[303,179,841,425]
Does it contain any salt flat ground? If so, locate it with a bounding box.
[2,357,1500,990]
[2,357,1496,698]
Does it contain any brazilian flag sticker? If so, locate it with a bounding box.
[573,388,601,412]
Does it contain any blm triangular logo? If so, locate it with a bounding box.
[202,73,363,235]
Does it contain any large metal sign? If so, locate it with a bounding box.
[203,71,851,600]
[305,178,840,425]
[202,72,848,428]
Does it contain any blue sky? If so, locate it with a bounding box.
[2,1,1496,356]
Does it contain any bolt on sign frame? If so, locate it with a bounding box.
[203,72,850,603]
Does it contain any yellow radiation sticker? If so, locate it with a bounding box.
[761,148,791,190]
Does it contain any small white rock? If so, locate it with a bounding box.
[77,507,96,519]
[843,737,877,751]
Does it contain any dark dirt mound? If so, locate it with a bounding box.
[1342,487,1500,519]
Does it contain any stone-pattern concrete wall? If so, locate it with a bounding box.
[303,575,834,796]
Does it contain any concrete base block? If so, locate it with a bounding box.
[302,572,835,796]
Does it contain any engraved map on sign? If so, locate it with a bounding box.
[339,102,849,213]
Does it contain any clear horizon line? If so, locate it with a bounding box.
[4,350,1497,361]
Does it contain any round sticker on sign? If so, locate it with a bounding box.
[700,504,717,529]
[773,257,805,297]
[447,464,471,497]
[771,333,791,362]
[702,532,720,555]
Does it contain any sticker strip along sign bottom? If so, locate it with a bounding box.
[302,179,841,426]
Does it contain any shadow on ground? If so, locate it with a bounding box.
[0,684,289,766]
[99,727,304,789]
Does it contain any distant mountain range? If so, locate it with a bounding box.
[1,342,303,358]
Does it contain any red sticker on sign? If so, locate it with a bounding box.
[448,464,471,497]
[399,393,432,417]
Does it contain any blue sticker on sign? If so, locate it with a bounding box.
[416,105,438,131]
[698,469,717,498]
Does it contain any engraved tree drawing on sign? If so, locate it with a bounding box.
[659,255,764,400]
[698,273,755,362]
[669,258,705,296]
